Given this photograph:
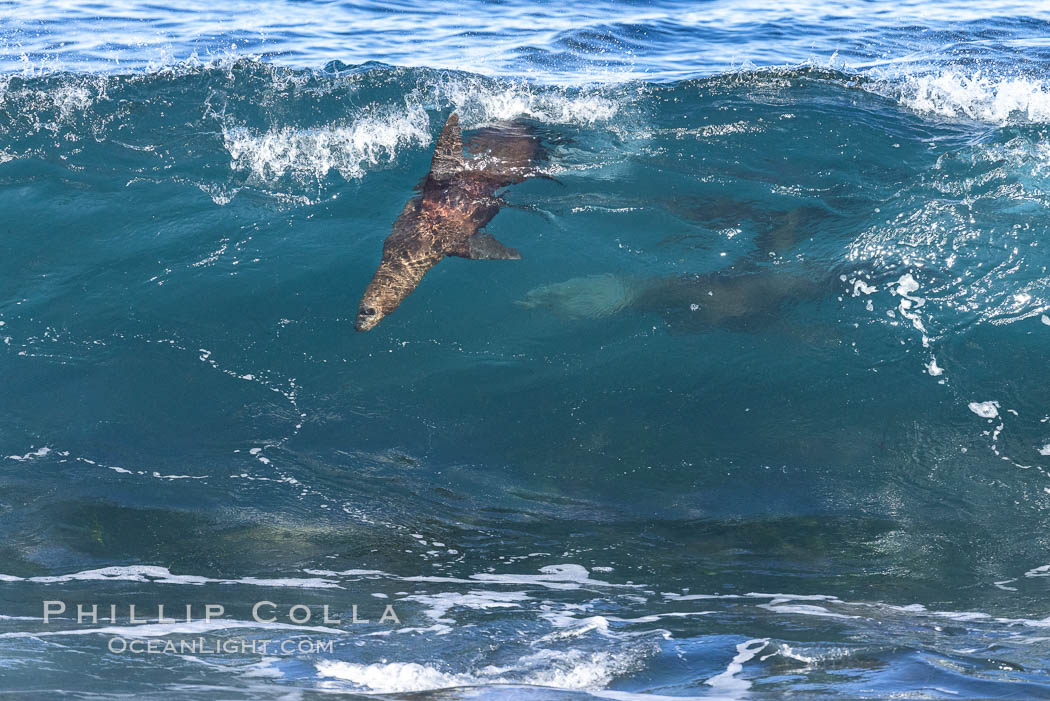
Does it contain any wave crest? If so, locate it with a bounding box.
[427,75,622,127]
[896,70,1050,124]
[223,103,431,182]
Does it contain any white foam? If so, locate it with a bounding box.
[852,279,877,296]
[434,76,621,127]
[516,648,645,690]
[591,692,720,701]
[0,619,339,639]
[240,657,286,679]
[150,472,207,480]
[705,638,768,694]
[224,103,430,182]
[403,564,638,591]
[316,646,645,693]
[926,357,944,377]
[894,272,919,295]
[603,611,713,624]
[316,660,468,693]
[758,603,857,619]
[6,446,51,461]
[0,74,108,133]
[744,593,840,601]
[470,564,639,590]
[929,610,991,622]
[896,70,1050,125]
[0,565,341,589]
[401,590,530,624]
[662,592,745,601]
[534,615,610,642]
[1026,564,1050,578]
[890,273,928,335]
[968,401,1000,419]
[302,568,389,577]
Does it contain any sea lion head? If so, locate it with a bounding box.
[354,301,384,331]
[355,285,391,332]
[355,259,423,332]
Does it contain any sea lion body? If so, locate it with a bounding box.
[355,113,539,331]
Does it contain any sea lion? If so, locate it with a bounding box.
[517,269,826,333]
[355,112,541,331]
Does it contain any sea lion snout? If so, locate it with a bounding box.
[355,301,384,332]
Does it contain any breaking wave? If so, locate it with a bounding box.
[6,7,1050,694]
[223,104,433,183]
[894,70,1050,124]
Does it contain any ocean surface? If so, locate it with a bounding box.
[3,1,1050,698]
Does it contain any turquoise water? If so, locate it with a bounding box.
[3,2,1050,698]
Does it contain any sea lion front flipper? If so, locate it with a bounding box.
[448,232,522,260]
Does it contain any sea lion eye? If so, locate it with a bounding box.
[362,307,376,316]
